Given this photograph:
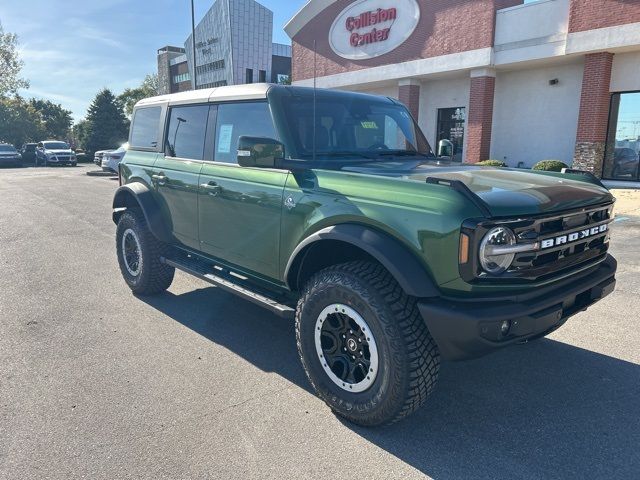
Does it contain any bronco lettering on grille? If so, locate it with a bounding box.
[540,224,608,249]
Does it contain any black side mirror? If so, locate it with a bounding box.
[237,136,284,168]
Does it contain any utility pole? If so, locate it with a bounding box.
[191,0,198,90]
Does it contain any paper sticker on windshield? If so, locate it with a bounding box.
[360,121,378,129]
[217,124,233,153]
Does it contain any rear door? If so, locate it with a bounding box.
[197,101,287,280]
[152,104,209,250]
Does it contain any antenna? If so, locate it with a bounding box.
[313,40,317,163]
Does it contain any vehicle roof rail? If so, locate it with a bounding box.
[425,176,493,218]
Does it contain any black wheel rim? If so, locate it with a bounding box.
[314,304,378,393]
[122,228,142,276]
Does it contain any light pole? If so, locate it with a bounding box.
[191,0,198,90]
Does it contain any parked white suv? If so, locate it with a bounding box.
[101,143,128,173]
[36,140,77,167]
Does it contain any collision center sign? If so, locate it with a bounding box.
[329,0,420,60]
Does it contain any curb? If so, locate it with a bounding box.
[86,170,117,177]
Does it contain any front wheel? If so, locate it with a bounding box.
[115,210,174,295]
[296,261,440,426]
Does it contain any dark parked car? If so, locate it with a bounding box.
[20,143,37,164]
[0,144,23,167]
[612,147,639,178]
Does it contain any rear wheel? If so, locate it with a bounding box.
[296,261,440,426]
[116,210,174,295]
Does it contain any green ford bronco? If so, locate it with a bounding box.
[113,84,617,426]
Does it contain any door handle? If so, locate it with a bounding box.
[152,174,167,186]
[200,181,221,196]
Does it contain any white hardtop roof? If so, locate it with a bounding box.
[135,83,273,108]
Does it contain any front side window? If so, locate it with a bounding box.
[604,92,640,180]
[130,106,161,149]
[279,95,432,160]
[165,105,209,160]
[214,102,277,163]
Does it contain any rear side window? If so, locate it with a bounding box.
[130,106,161,149]
[214,102,276,163]
[165,105,209,160]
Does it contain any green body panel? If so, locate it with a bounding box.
[153,156,204,249]
[118,150,157,189]
[280,169,483,287]
[198,162,287,279]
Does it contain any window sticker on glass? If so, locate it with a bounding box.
[217,124,233,153]
[361,121,378,129]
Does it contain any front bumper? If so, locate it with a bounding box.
[418,255,617,361]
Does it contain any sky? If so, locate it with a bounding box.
[0,0,300,121]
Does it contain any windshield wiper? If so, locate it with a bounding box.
[374,150,432,158]
[301,151,376,160]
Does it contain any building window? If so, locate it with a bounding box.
[195,59,225,75]
[172,72,191,84]
[603,92,640,181]
[165,105,209,160]
[198,80,228,89]
[436,107,466,163]
[245,68,253,84]
[258,70,266,83]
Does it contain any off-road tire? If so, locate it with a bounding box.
[296,260,440,426]
[116,210,174,295]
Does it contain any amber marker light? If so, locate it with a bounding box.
[459,233,470,264]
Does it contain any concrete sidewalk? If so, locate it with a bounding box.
[611,189,640,217]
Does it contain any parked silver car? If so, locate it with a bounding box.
[36,140,77,167]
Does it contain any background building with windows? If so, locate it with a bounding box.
[286,0,640,183]
[157,0,291,95]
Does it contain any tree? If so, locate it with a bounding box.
[0,96,45,146]
[118,74,159,116]
[0,22,29,97]
[30,99,73,140]
[83,89,129,155]
[72,119,90,151]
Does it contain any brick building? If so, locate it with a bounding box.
[285,0,640,182]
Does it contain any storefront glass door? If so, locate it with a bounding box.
[603,92,640,181]
[437,107,465,163]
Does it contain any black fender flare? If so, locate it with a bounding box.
[112,182,173,243]
[284,224,440,298]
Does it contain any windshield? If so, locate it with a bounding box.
[43,142,70,150]
[0,145,17,152]
[279,95,433,160]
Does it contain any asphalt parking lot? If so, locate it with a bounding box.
[1,166,639,479]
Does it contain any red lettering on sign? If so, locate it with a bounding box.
[345,8,397,32]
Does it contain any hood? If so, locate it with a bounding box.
[46,149,73,154]
[342,161,614,217]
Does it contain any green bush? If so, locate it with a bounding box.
[476,160,507,167]
[532,160,569,172]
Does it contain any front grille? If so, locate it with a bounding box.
[463,203,614,283]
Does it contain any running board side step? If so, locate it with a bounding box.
[162,256,296,319]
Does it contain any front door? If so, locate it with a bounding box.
[437,107,466,163]
[197,101,287,280]
[152,103,209,250]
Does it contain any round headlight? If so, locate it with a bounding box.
[479,226,516,275]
